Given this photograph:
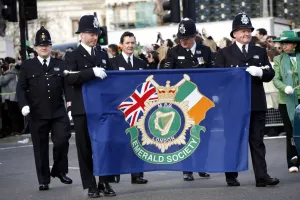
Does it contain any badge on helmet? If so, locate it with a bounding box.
[76,15,100,34]
[34,26,52,46]
[177,18,196,40]
[230,13,254,38]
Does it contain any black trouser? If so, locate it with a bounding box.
[73,115,110,189]
[30,116,71,185]
[131,172,143,178]
[226,111,268,181]
[7,100,24,133]
[279,104,299,168]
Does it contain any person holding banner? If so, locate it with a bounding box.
[64,15,116,198]
[110,31,149,184]
[163,18,212,181]
[215,13,279,187]
[16,27,73,191]
[272,30,300,172]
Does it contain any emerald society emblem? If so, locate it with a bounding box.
[118,75,215,164]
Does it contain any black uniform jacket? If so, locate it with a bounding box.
[163,43,213,69]
[110,54,147,70]
[215,42,275,112]
[17,57,70,119]
[65,44,112,116]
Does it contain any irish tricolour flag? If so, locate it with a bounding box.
[175,80,215,124]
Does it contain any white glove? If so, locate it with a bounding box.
[68,111,72,121]
[93,67,107,79]
[246,66,263,77]
[284,86,294,95]
[21,106,30,116]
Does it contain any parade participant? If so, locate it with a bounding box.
[110,31,148,184]
[65,15,116,198]
[215,13,279,187]
[163,18,212,181]
[273,30,300,173]
[16,26,72,191]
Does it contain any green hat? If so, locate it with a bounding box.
[273,30,300,43]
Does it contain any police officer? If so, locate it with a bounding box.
[16,27,72,191]
[64,15,116,198]
[215,13,280,187]
[163,18,211,181]
[163,18,213,69]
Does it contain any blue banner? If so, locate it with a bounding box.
[82,68,251,176]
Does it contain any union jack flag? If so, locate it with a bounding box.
[118,81,158,127]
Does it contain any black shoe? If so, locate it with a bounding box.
[131,177,148,184]
[199,172,210,178]
[98,182,116,196]
[226,178,240,186]
[88,188,100,198]
[51,173,73,184]
[256,177,280,187]
[183,174,194,181]
[39,184,49,191]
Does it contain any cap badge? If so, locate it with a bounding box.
[93,17,99,28]
[41,33,46,41]
[241,14,249,25]
[179,24,186,34]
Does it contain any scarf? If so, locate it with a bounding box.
[281,52,300,123]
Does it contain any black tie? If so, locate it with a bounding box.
[242,45,247,58]
[91,47,95,57]
[187,49,193,57]
[43,59,47,68]
[128,57,133,68]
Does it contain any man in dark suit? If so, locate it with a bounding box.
[16,27,72,191]
[110,31,148,184]
[163,18,212,181]
[215,12,280,187]
[64,15,116,198]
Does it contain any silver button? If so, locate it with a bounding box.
[46,73,48,75]
[48,84,50,86]
[246,63,248,65]
[47,78,49,80]
[32,75,35,77]
[48,90,50,92]
[49,97,51,99]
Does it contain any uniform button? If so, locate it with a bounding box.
[246,63,248,65]
[46,73,48,75]
[49,97,51,99]
[48,84,50,86]
[48,90,50,92]
[47,78,49,80]
[32,75,35,77]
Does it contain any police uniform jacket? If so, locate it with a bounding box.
[65,44,112,116]
[215,42,275,112]
[110,54,147,70]
[17,57,70,119]
[163,43,213,69]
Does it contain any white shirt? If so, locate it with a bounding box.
[38,56,50,66]
[122,52,133,67]
[81,42,94,56]
[235,41,249,53]
[189,42,197,55]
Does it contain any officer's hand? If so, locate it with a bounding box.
[246,66,263,77]
[21,106,30,116]
[68,111,72,121]
[284,86,294,95]
[93,67,107,79]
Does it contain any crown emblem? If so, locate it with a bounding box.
[41,33,46,41]
[156,81,178,102]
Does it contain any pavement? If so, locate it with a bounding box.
[0,134,299,200]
